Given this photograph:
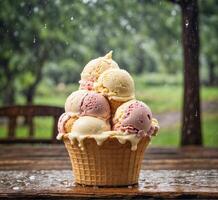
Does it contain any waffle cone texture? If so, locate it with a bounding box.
[64,136,150,186]
[109,99,126,115]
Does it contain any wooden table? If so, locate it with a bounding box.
[0,144,218,199]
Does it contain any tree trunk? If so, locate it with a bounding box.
[181,0,202,146]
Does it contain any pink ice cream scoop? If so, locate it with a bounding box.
[57,112,75,134]
[79,92,110,119]
[79,80,94,90]
[113,100,152,137]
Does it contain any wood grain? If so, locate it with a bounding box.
[0,170,217,199]
[0,145,218,199]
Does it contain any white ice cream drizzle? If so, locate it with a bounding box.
[68,131,146,151]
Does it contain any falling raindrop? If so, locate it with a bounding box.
[44,23,47,29]
[33,36,36,44]
[70,16,74,21]
[185,20,189,27]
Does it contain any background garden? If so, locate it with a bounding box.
[0,0,217,146]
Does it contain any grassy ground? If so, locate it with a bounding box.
[0,81,218,147]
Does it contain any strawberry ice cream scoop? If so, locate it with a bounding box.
[57,112,76,134]
[113,100,152,137]
[80,92,110,119]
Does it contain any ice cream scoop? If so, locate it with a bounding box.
[147,118,160,137]
[113,100,152,137]
[79,51,119,90]
[57,112,78,140]
[80,92,111,119]
[65,90,111,119]
[71,116,111,135]
[94,69,135,101]
[65,90,88,113]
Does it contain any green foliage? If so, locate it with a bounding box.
[0,0,217,105]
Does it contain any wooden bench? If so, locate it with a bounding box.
[0,105,64,143]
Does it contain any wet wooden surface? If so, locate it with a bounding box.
[0,144,218,199]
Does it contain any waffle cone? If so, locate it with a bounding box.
[109,99,125,115]
[64,136,150,186]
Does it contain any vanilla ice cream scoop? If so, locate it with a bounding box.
[94,69,135,101]
[65,90,88,113]
[71,116,111,135]
[79,51,119,90]
[113,100,152,137]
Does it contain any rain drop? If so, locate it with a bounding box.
[185,20,189,27]
[70,16,74,21]
[33,36,36,43]
[44,23,47,29]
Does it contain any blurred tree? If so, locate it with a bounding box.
[0,0,217,107]
[168,0,202,146]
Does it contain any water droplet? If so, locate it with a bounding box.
[185,20,189,27]
[12,186,20,190]
[33,36,36,43]
[29,175,35,180]
[70,16,74,21]
[44,23,47,29]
